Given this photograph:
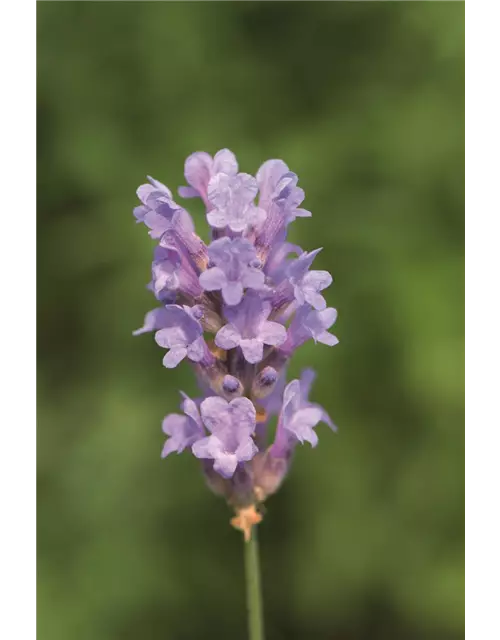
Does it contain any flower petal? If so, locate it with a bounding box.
[187,336,206,362]
[207,208,228,229]
[215,324,241,350]
[161,438,181,458]
[282,379,301,418]
[161,413,187,437]
[178,186,199,199]
[200,397,231,433]
[235,438,258,462]
[199,266,226,292]
[192,434,220,459]
[320,307,338,328]
[213,453,239,478]
[162,346,187,368]
[133,307,169,336]
[299,369,316,398]
[180,393,202,428]
[133,205,148,223]
[155,326,186,349]
[222,281,244,306]
[229,397,257,433]
[317,331,339,347]
[248,206,267,229]
[240,338,264,363]
[295,207,311,218]
[137,183,157,204]
[184,151,212,197]
[303,290,327,311]
[147,176,171,193]
[241,268,265,290]
[259,321,287,347]
[256,159,289,209]
[286,407,323,446]
[303,269,332,291]
[212,149,238,176]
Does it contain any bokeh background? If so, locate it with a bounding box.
[37,2,464,639]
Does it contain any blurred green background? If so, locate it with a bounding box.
[37,2,464,639]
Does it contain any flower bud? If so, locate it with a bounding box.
[251,366,278,400]
[222,374,243,396]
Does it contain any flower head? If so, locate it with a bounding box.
[133,149,339,536]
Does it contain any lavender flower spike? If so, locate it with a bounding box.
[133,148,339,540]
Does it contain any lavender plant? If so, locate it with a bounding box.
[134,149,339,639]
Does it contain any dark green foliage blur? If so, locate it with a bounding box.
[37,2,464,639]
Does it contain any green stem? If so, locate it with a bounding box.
[244,530,265,640]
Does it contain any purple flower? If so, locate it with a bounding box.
[287,248,333,310]
[296,368,335,431]
[273,172,311,222]
[136,176,182,239]
[256,159,290,210]
[199,237,265,306]
[154,305,206,368]
[215,291,287,363]
[152,244,203,301]
[255,170,310,261]
[192,396,258,478]
[151,245,180,297]
[303,306,339,345]
[146,282,177,305]
[160,208,209,271]
[136,176,209,274]
[178,149,238,204]
[207,173,266,233]
[264,241,301,283]
[283,304,339,353]
[134,176,174,224]
[272,370,334,454]
[162,393,205,457]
